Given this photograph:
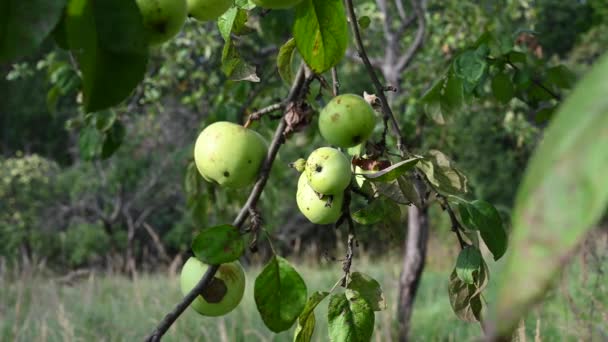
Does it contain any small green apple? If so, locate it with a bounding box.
[305,147,351,195]
[296,173,343,224]
[135,0,188,45]
[180,258,246,316]
[318,94,377,148]
[187,0,232,21]
[194,121,268,188]
[251,0,304,9]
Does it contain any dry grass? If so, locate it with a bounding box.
[0,235,606,341]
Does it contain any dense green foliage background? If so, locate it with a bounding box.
[1,0,606,271]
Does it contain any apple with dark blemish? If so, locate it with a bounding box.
[187,0,232,21]
[318,94,377,148]
[135,0,187,45]
[180,258,246,316]
[194,121,268,188]
[296,173,343,224]
[304,147,351,195]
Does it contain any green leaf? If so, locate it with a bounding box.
[65,0,148,112]
[328,291,375,342]
[277,38,297,85]
[293,0,348,74]
[0,0,67,62]
[255,256,308,333]
[491,73,514,104]
[294,291,329,342]
[454,49,488,93]
[507,51,526,64]
[78,125,103,160]
[546,64,575,90]
[495,53,608,336]
[221,37,260,82]
[417,150,468,196]
[352,197,400,226]
[440,69,464,113]
[397,175,423,208]
[458,200,507,261]
[346,272,386,311]
[455,246,482,285]
[218,7,249,41]
[420,76,447,124]
[191,225,244,264]
[100,120,125,159]
[184,161,201,199]
[95,110,117,132]
[362,157,422,182]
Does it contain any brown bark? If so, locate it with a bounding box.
[397,205,429,341]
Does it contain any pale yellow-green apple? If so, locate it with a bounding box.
[296,173,343,224]
[318,94,377,148]
[251,0,304,9]
[135,0,188,45]
[304,147,351,195]
[187,0,232,21]
[180,258,246,316]
[194,121,268,188]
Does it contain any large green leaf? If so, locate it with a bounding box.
[327,291,375,342]
[458,200,507,261]
[293,0,348,74]
[494,53,608,336]
[346,272,386,311]
[294,291,329,342]
[65,0,148,112]
[0,0,66,62]
[255,256,308,333]
[191,225,244,264]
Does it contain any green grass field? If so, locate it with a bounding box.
[1,250,606,342]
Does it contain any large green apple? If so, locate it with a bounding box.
[296,173,343,224]
[305,147,351,195]
[318,94,377,148]
[251,0,304,9]
[180,258,246,316]
[187,0,233,21]
[135,0,188,45]
[194,121,268,188]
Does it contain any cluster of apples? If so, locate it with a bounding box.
[182,94,376,316]
[134,0,306,46]
[294,94,377,224]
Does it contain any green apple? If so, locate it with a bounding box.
[194,121,268,188]
[318,94,377,148]
[251,0,304,9]
[180,258,246,316]
[296,173,343,224]
[135,0,188,45]
[305,147,351,195]
[187,0,233,21]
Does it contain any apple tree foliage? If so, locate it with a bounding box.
[1,0,607,340]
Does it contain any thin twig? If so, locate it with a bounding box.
[331,67,340,96]
[144,65,308,342]
[506,60,561,101]
[438,195,467,250]
[244,103,285,128]
[344,0,408,156]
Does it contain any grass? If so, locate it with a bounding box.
[0,246,606,342]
